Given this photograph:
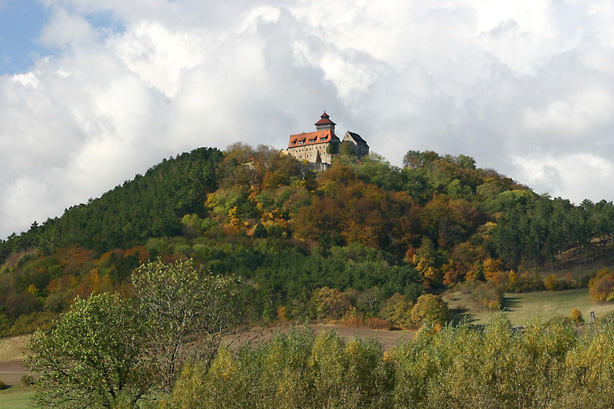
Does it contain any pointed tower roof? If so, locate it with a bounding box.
[315,111,336,126]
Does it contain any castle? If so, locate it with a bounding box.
[285,112,369,166]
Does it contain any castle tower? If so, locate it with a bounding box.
[315,111,336,133]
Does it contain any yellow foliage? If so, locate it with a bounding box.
[483,258,503,281]
[277,306,288,321]
[209,348,237,381]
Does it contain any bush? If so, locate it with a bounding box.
[9,311,56,336]
[410,294,451,327]
[378,293,413,328]
[544,273,560,291]
[163,329,394,409]
[365,317,392,330]
[589,267,614,301]
[487,300,501,310]
[311,287,351,320]
[570,308,584,323]
[458,281,503,309]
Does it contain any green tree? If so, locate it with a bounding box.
[132,258,241,391]
[25,293,150,409]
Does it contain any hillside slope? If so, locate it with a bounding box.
[1,144,614,336]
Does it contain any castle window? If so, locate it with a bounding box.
[320,137,327,141]
[309,138,316,143]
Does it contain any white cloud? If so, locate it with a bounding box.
[524,87,614,135]
[1,0,614,237]
[11,72,39,88]
[40,8,96,48]
[513,153,614,203]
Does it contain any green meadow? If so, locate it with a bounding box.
[0,387,33,409]
[451,288,614,325]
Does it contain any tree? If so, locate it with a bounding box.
[378,293,413,328]
[25,293,151,409]
[132,258,241,392]
[410,294,451,327]
[311,287,351,320]
[412,238,443,285]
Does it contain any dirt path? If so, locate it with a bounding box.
[0,360,27,385]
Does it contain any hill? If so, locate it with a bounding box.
[1,143,614,335]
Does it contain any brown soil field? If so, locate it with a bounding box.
[0,360,27,386]
[224,324,415,352]
[0,336,30,386]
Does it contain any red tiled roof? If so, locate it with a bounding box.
[315,111,336,126]
[288,129,334,148]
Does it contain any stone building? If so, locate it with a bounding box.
[285,112,368,166]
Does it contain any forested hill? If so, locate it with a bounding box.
[0,147,223,259]
[1,143,614,336]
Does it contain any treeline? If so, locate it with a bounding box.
[0,238,427,336]
[0,147,223,258]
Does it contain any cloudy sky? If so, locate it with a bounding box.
[1,0,613,239]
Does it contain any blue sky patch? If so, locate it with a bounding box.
[0,0,51,74]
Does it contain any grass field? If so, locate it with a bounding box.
[451,288,614,326]
[0,387,33,409]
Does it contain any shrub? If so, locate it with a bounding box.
[460,280,503,309]
[9,311,56,336]
[488,300,501,310]
[589,267,614,301]
[365,317,392,330]
[410,294,451,327]
[570,308,584,323]
[312,287,351,320]
[342,315,364,328]
[163,329,394,409]
[379,293,413,328]
[544,273,560,291]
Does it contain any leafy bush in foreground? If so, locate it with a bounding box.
[161,329,393,409]
[164,314,614,409]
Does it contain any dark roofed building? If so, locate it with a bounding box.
[342,131,369,157]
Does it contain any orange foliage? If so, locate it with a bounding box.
[544,274,559,291]
[124,246,149,262]
[76,269,114,298]
[589,267,614,301]
[366,317,393,330]
[483,258,504,281]
[56,246,96,275]
[47,275,80,293]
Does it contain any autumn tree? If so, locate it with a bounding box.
[410,294,451,327]
[311,287,351,320]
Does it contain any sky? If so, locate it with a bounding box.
[0,0,613,239]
